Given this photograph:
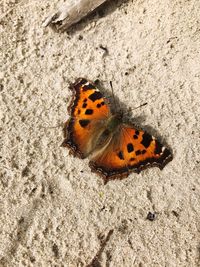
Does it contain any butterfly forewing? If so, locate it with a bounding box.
[62,78,111,158]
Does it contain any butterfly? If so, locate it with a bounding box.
[62,78,173,183]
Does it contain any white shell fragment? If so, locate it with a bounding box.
[42,0,108,31]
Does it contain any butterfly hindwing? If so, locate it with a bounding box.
[89,125,172,183]
[62,78,111,158]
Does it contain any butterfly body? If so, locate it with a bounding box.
[62,78,173,183]
[106,113,123,131]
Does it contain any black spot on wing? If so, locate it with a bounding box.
[135,130,139,135]
[142,149,146,154]
[130,157,135,161]
[133,135,138,139]
[79,119,90,128]
[118,151,124,160]
[85,109,93,115]
[135,150,141,156]
[82,103,87,108]
[141,132,153,148]
[127,143,134,153]
[97,101,105,108]
[155,141,163,154]
[89,91,103,102]
[82,83,95,91]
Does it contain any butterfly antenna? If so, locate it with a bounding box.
[110,81,120,111]
[123,102,148,117]
[131,102,148,110]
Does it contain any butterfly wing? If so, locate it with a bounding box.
[62,78,111,158]
[89,125,173,183]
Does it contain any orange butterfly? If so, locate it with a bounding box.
[62,78,173,183]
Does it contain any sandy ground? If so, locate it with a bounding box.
[1,0,200,266]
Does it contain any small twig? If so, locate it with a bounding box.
[42,0,108,31]
[86,229,114,267]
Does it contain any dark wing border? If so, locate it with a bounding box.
[61,78,92,158]
[89,139,173,184]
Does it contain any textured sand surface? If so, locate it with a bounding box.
[1,0,200,266]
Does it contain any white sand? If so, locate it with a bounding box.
[0,0,200,266]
